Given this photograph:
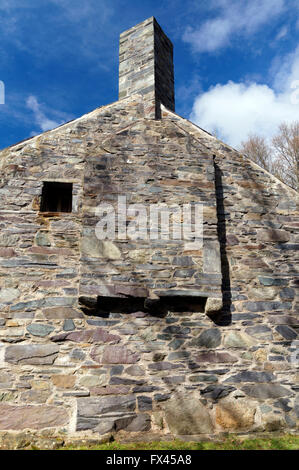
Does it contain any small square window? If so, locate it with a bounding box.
[40,182,73,213]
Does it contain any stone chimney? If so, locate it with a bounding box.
[119,17,175,118]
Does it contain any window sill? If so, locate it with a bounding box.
[38,211,74,217]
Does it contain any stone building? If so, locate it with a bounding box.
[0,17,298,444]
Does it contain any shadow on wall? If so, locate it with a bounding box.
[79,295,206,317]
[213,158,232,326]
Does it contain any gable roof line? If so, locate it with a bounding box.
[161,104,299,199]
[160,104,215,139]
[2,95,299,199]
[0,94,146,154]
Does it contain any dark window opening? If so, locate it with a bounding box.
[40,182,73,213]
[159,296,206,313]
[79,295,206,318]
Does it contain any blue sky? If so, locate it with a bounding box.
[0,0,299,149]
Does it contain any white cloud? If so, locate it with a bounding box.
[190,46,299,147]
[271,47,299,92]
[275,25,288,41]
[48,0,113,24]
[183,0,285,53]
[26,95,70,133]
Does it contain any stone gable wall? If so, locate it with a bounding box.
[0,96,298,440]
[80,117,221,303]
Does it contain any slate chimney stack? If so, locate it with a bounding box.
[118,17,175,118]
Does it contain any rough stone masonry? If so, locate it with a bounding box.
[0,17,298,444]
